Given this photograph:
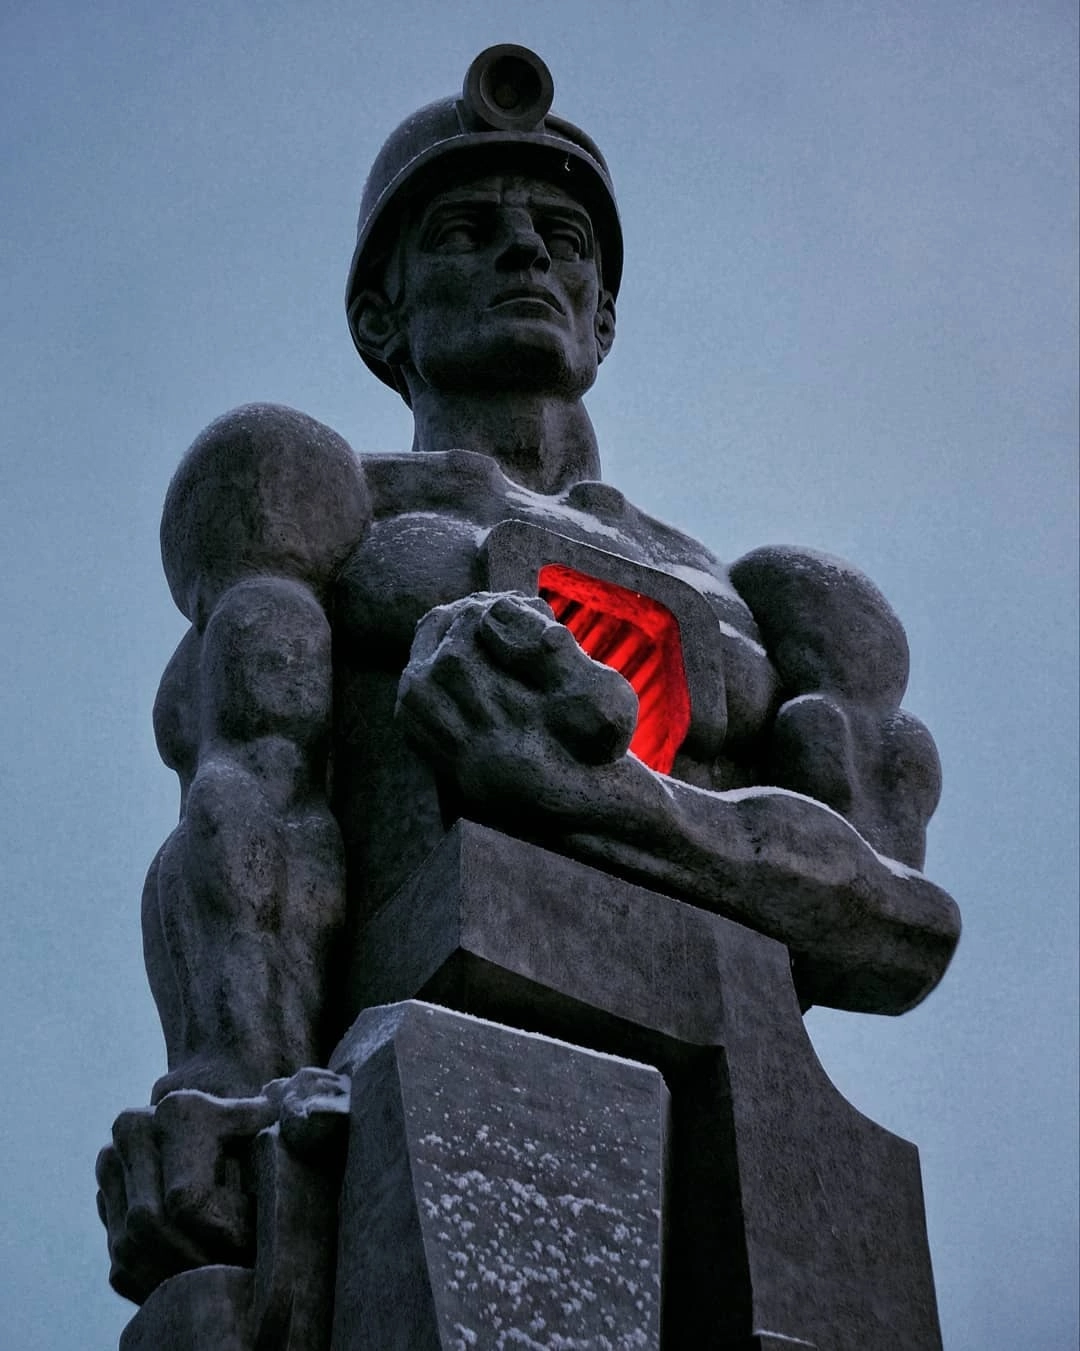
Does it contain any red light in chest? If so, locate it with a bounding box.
[538,564,691,775]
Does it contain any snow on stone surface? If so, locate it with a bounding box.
[405,1004,665,1349]
[665,561,742,604]
[503,485,631,547]
[721,784,926,877]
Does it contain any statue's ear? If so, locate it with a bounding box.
[348,289,409,366]
[595,290,616,363]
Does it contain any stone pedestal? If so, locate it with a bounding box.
[121,821,943,1350]
[347,821,943,1350]
[329,1001,667,1349]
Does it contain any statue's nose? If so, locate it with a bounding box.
[495,212,551,272]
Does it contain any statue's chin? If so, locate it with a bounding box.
[414,329,597,399]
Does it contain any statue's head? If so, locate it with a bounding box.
[346,46,622,405]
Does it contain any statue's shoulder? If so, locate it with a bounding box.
[357,447,516,521]
[728,544,909,705]
[161,403,372,627]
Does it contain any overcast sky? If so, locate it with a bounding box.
[1,3,1076,1347]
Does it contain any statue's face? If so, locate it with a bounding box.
[390,173,613,397]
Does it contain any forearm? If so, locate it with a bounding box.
[148,577,346,1099]
[556,758,959,1013]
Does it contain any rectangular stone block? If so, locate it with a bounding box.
[345,821,943,1350]
[329,1000,669,1350]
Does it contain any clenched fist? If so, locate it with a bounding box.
[397,591,638,820]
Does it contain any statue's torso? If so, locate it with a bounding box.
[331,449,780,927]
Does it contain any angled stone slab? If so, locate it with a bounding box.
[328,1000,668,1350]
[119,1266,254,1351]
[347,820,942,1351]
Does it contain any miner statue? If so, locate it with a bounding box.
[97,45,959,1351]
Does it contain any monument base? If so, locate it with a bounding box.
[348,821,943,1350]
[331,1000,667,1348]
[119,822,942,1350]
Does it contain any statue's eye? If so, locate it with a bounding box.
[425,212,489,252]
[541,217,590,262]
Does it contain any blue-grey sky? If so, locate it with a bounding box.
[1,3,1076,1347]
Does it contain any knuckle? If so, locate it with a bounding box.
[112,1107,156,1150]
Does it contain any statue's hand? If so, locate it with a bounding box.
[395,594,958,1015]
[95,1091,275,1303]
[397,591,638,816]
[96,1072,351,1305]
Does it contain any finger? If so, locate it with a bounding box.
[106,1112,209,1301]
[548,680,637,764]
[424,640,502,729]
[536,619,589,684]
[279,1066,351,1111]
[396,670,478,762]
[477,596,563,685]
[487,591,553,624]
[279,1068,352,1164]
[156,1091,273,1258]
[95,1143,129,1261]
[97,1145,155,1305]
[409,595,488,665]
[111,1109,167,1235]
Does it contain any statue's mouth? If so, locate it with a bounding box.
[489,286,564,315]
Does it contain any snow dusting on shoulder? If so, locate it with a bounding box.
[877,853,923,880]
[714,620,767,657]
[503,484,628,545]
[787,544,862,573]
[666,562,741,602]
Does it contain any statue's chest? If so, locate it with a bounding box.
[333,452,777,748]
[337,453,639,658]
[334,502,653,667]
[334,507,489,666]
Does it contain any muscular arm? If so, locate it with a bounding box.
[144,404,371,1099]
[729,544,943,871]
[397,590,959,1015]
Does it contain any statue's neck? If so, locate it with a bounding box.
[408,389,602,495]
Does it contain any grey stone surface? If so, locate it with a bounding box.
[97,1092,276,1303]
[250,1120,342,1350]
[329,1000,667,1350]
[102,1071,350,1349]
[101,41,958,1349]
[395,587,958,1016]
[144,547,351,1102]
[730,545,943,869]
[352,821,943,1350]
[132,42,958,1111]
[119,1266,255,1351]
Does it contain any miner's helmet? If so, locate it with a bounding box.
[345,44,623,394]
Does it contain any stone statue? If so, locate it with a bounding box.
[98,46,960,1350]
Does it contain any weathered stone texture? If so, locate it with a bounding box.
[352,821,943,1350]
[101,42,956,1351]
[119,1267,255,1351]
[330,1001,668,1350]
